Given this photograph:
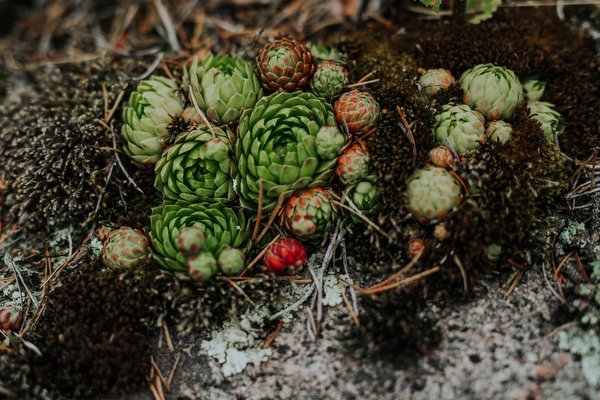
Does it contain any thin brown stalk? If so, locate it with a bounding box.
[507,259,525,270]
[366,247,423,291]
[568,151,595,181]
[553,250,576,281]
[102,84,109,122]
[162,321,174,352]
[167,354,181,390]
[306,306,318,342]
[338,276,364,292]
[187,80,215,138]
[240,234,281,276]
[146,377,162,400]
[151,356,168,389]
[454,255,468,292]
[339,277,360,327]
[156,376,165,400]
[357,69,379,83]
[106,86,128,123]
[505,271,523,297]
[575,251,593,285]
[364,266,441,295]
[345,79,380,88]
[263,320,283,349]
[358,127,378,141]
[255,193,286,245]
[448,170,470,197]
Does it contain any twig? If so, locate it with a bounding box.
[334,197,390,240]
[187,79,215,138]
[131,52,165,81]
[146,377,162,400]
[4,253,38,309]
[575,251,593,285]
[339,276,360,327]
[306,306,318,342]
[162,321,174,352]
[397,105,417,164]
[151,356,168,389]
[364,266,441,295]
[254,193,286,245]
[553,250,576,281]
[454,255,468,292]
[167,354,181,390]
[341,239,358,316]
[366,247,423,291]
[263,319,283,349]
[153,0,183,52]
[218,276,257,307]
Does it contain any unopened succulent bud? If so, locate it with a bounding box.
[419,68,455,96]
[316,125,346,160]
[486,120,513,144]
[102,226,151,269]
[433,223,451,241]
[264,237,307,275]
[218,247,245,275]
[178,226,207,257]
[0,305,23,332]
[407,238,425,258]
[429,146,456,169]
[186,252,218,282]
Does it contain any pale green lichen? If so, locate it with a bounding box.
[559,328,600,385]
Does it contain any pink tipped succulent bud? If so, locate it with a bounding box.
[186,252,218,283]
[335,143,371,185]
[102,226,151,269]
[428,146,456,169]
[178,226,207,257]
[433,223,451,241]
[407,238,425,258]
[0,305,23,332]
[218,247,245,276]
[334,90,380,134]
[264,237,307,275]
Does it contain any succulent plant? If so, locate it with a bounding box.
[315,125,347,160]
[218,247,245,275]
[307,43,347,64]
[486,243,503,260]
[177,225,207,257]
[186,252,218,283]
[336,143,370,185]
[311,62,349,100]
[419,68,455,96]
[433,223,450,241]
[528,101,565,140]
[0,305,23,332]
[522,76,546,102]
[407,238,425,258]
[335,90,380,134]
[149,201,250,273]
[235,91,339,213]
[460,63,524,120]
[343,176,380,223]
[280,188,340,240]
[101,226,151,269]
[255,38,316,92]
[263,237,307,275]
[432,104,485,154]
[185,53,263,124]
[485,120,513,143]
[406,166,461,224]
[154,124,237,203]
[428,146,456,169]
[121,76,184,166]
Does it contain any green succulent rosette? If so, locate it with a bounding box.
[343,176,380,223]
[307,43,347,64]
[311,62,349,100]
[522,76,546,102]
[460,64,524,121]
[280,188,340,241]
[184,53,263,124]
[406,166,461,224]
[528,101,565,140]
[121,76,184,166]
[235,91,339,213]
[419,68,455,96]
[485,120,513,144]
[149,201,250,273]
[432,104,485,154]
[154,124,237,203]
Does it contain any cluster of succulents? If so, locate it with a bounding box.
[116,38,383,280]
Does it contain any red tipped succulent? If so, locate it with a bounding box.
[334,90,380,134]
[407,238,425,258]
[0,305,23,332]
[263,237,307,275]
[255,38,315,92]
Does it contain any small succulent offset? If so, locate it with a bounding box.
[315,125,347,160]
[121,76,184,166]
[336,143,371,185]
[0,305,23,331]
[255,38,316,92]
[99,226,151,269]
[419,68,455,96]
[311,62,349,100]
[185,53,263,124]
[485,120,513,143]
[280,188,340,241]
[407,238,425,258]
[432,104,485,154]
[522,76,546,102]
[263,237,307,275]
[428,146,456,169]
[307,43,347,64]
[235,91,340,213]
[528,101,565,140]
[149,201,250,276]
[343,176,380,223]
[154,124,237,203]
[335,90,380,134]
[406,166,461,224]
[460,63,524,120]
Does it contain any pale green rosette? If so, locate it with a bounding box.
[149,201,250,273]
[235,91,339,213]
[121,76,184,166]
[460,64,524,120]
[185,53,263,124]
[154,124,237,203]
[344,176,380,224]
[432,104,486,154]
[529,101,565,140]
[522,76,546,102]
